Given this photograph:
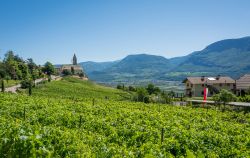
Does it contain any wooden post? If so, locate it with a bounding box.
[92,98,95,106]
[161,128,164,144]
[79,115,82,128]
[1,79,4,92]
[28,81,32,96]
[23,107,26,120]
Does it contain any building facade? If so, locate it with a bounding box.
[183,76,235,97]
[236,74,250,96]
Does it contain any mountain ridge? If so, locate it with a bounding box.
[79,36,250,82]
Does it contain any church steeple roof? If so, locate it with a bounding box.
[73,54,77,65]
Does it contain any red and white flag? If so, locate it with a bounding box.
[203,87,208,101]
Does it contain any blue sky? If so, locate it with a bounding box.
[0,0,250,64]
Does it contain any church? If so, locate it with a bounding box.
[56,54,87,78]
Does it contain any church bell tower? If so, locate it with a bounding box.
[73,54,77,65]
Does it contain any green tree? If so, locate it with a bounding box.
[31,69,39,81]
[42,62,55,81]
[136,87,149,103]
[0,62,6,79]
[161,91,173,104]
[27,58,40,80]
[212,89,237,106]
[4,51,19,79]
[27,58,36,73]
[146,83,161,95]
[117,84,122,89]
[168,90,175,98]
[18,62,30,79]
[146,84,155,95]
[4,51,15,63]
[128,86,136,92]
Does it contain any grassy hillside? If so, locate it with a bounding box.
[32,77,131,101]
[0,77,250,157]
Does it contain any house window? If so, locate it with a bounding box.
[191,84,193,88]
[219,83,222,87]
[187,83,189,87]
[227,83,230,86]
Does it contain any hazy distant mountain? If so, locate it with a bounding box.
[79,61,119,74]
[81,36,250,82]
[108,54,170,73]
[86,54,171,82]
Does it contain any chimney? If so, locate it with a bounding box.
[216,75,221,80]
[201,76,205,81]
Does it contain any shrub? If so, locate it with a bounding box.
[128,86,136,92]
[79,72,85,77]
[62,69,71,76]
[117,84,122,89]
[146,84,160,95]
[134,87,149,103]
[21,80,32,89]
[212,89,237,105]
[238,95,250,102]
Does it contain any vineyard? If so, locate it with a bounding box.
[0,78,250,157]
[31,77,131,101]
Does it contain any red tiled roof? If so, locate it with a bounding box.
[183,76,235,84]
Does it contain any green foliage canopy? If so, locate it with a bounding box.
[212,89,237,104]
[42,62,55,76]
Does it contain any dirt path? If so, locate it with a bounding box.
[2,75,61,93]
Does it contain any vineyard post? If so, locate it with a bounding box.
[79,115,82,128]
[28,80,32,96]
[23,107,26,120]
[161,128,164,144]
[1,79,4,92]
[92,98,95,106]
